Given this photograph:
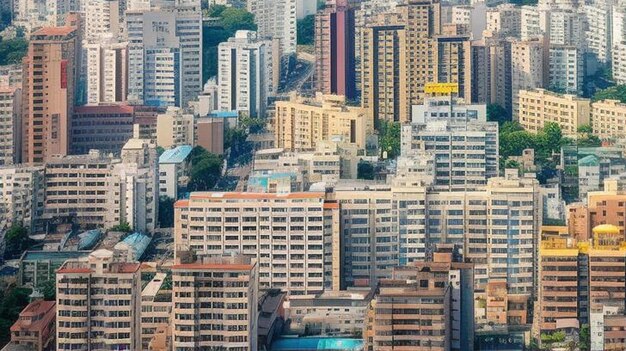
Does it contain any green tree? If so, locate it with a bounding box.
[110,221,132,233]
[156,146,166,157]
[4,225,33,260]
[486,103,510,126]
[579,324,590,351]
[158,196,175,228]
[577,124,593,135]
[39,279,56,301]
[0,38,28,65]
[378,120,401,159]
[592,85,626,103]
[220,8,257,32]
[357,161,375,180]
[0,286,32,344]
[536,122,563,158]
[297,14,315,45]
[188,147,223,191]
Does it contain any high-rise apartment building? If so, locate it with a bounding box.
[591,99,626,140]
[432,35,472,101]
[398,0,441,106]
[22,25,78,164]
[614,42,626,84]
[315,0,356,100]
[0,88,21,165]
[548,45,583,95]
[361,13,408,123]
[56,249,141,351]
[174,192,340,295]
[471,36,512,110]
[83,39,128,105]
[333,170,542,298]
[585,3,612,64]
[171,254,258,350]
[511,38,548,120]
[12,0,77,33]
[248,0,297,56]
[155,106,195,149]
[217,31,274,118]
[517,89,590,137]
[485,4,521,38]
[43,137,158,232]
[402,97,497,191]
[70,105,137,155]
[0,165,45,233]
[82,0,124,40]
[273,92,372,151]
[126,0,202,107]
[364,256,475,351]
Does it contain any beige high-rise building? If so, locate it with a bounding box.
[22,25,78,164]
[591,99,626,140]
[156,107,195,149]
[84,39,128,105]
[0,87,21,165]
[517,89,590,137]
[174,192,341,294]
[398,0,441,106]
[511,38,548,120]
[171,254,258,350]
[361,13,408,123]
[274,92,372,151]
[0,165,45,232]
[432,35,472,101]
[56,249,141,351]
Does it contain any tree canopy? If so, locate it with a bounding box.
[0,287,32,344]
[357,161,375,180]
[592,85,626,103]
[297,15,315,45]
[202,6,257,81]
[3,225,33,260]
[0,38,28,66]
[378,120,401,159]
[486,103,510,126]
[188,146,223,191]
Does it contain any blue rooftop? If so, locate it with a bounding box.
[115,232,151,261]
[270,338,364,351]
[159,145,193,164]
[209,111,239,118]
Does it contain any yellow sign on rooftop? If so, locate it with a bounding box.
[424,83,459,94]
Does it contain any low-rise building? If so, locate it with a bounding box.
[518,89,590,138]
[7,300,55,351]
[285,289,373,336]
[158,145,193,199]
[591,99,626,140]
[274,92,372,151]
[18,251,89,288]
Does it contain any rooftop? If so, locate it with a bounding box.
[159,145,193,164]
[208,111,239,118]
[21,250,90,262]
[10,300,55,333]
[270,337,363,351]
[142,272,168,298]
[74,105,135,115]
[32,26,76,37]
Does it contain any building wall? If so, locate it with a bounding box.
[591,100,626,140]
[517,89,590,137]
[0,88,21,165]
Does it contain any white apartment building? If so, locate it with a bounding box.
[296,0,316,19]
[81,0,123,40]
[171,255,258,351]
[614,42,626,84]
[549,45,583,95]
[56,249,141,351]
[248,0,296,56]
[585,3,612,64]
[12,0,76,33]
[0,88,21,165]
[548,9,586,47]
[520,6,548,41]
[84,39,128,105]
[0,165,44,233]
[174,192,340,295]
[43,137,158,233]
[218,31,274,117]
[485,4,521,38]
[126,0,202,108]
[332,169,542,299]
[158,145,192,199]
[404,97,498,191]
